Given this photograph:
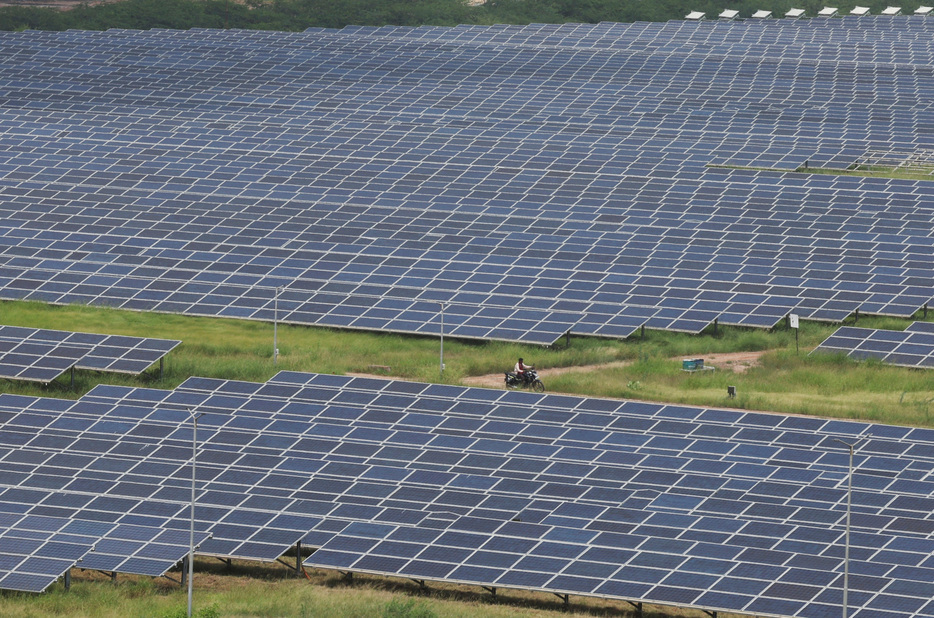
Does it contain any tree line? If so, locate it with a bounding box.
[0,0,929,32]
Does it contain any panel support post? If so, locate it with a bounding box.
[627,601,643,617]
[71,365,75,389]
[64,569,71,591]
[925,303,929,319]
[552,592,569,606]
[640,324,645,340]
[111,571,117,584]
[482,586,497,599]
[565,331,570,348]
[703,611,718,618]
[410,579,427,591]
[295,541,302,577]
[181,556,188,587]
[854,308,859,324]
[340,571,353,582]
[160,357,164,381]
[713,317,718,336]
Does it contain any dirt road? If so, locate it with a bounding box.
[459,351,764,389]
[348,351,766,391]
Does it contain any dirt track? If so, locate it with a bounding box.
[349,351,766,391]
[459,351,765,389]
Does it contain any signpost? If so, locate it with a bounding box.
[789,313,799,354]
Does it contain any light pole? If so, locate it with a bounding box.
[833,437,863,618]
[188,410,204,618]
[439,303,445,378]
[273,286,280,365]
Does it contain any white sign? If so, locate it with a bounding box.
[789,314,799,329]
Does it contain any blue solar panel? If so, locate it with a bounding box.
[3,15,934,613]
[812,325,934,369]
[7,369,920,615]
[0,326,180,379]
[1,21,933,343]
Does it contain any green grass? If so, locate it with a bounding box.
[3,300,934,426]
[707,162,934,181]
[0,560,745,618]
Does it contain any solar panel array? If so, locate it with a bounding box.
[0,337,87,384]
[1,17,934,343]
[5,369,934,615]
[0,325,180,384]
[812,322,934,368]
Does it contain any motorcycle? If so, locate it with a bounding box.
[504,368,545,392]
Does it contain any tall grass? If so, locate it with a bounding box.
[0,561,745,618]
[2,299,934,426]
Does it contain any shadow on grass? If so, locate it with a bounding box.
[320,568,703,618]
[154,558,709,617]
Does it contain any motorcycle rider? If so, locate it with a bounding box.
[514,357,533,384]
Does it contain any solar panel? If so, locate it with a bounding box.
[0,517,93,592]
[0,21,932,343]
[0,338,86,384]
[812,325,934,368]
[0,326,180,378]
[6,368,934,614]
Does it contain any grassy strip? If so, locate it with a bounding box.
[549,348,934,425]
[707,162,934,181]
[3,300,934,425]
[0,559,744,618]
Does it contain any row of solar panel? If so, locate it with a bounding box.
[0,257,871,341]
[813,322,934,368]
[1,196,931,276]
[0,511,208,594]
[2,372,934,616]
[0,50,930,149]
[0,23,932,345]
[6,370,931,543]
[1,144,931,210]
[3,232,926,298]
[0,326,180,383]
[0,92,928,152]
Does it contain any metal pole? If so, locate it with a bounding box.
[440,303,445,378]
[833,438,860,618]
[188,411,204,618]
[843,443,852,618]
[274,287,279,365]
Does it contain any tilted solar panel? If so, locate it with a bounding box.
[1,21,934,342]
[812,325,934,368]
[5,366,934,613]
[0,326,180,381]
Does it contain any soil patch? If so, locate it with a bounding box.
[349,350,767,391]
[459,351,766,389]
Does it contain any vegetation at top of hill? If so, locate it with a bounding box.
[1,0,932,33]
